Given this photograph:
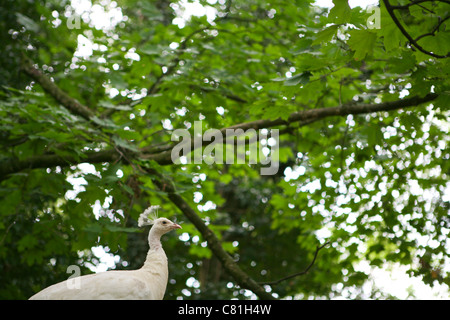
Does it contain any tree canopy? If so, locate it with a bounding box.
[0,0,449,299]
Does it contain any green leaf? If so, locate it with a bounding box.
[378,5,403,52]
[347,29,377,60]
[104,224,140,233]
[112,136,139,152]
[83,223,102,234]
[420,31,450,57]
[189,244,212,259]
[328,0,352,24]
[98,100,132,111]
[312,25,339,45]
[262,104,293,121]
[284,72,312,87]
[17,234,38,251]
[109,72,128,90]
[388,51,416,74]
[16,13,40,33]
[222,241,239,254]
[91,116,120,128]
[434,91,450,110]
[140,44,161,56]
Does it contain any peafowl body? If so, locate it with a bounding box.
[29,206,181,300]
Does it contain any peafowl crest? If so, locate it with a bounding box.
[138,205,161,227]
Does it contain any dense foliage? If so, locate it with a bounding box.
[0,0,449,299]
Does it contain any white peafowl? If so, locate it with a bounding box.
[29,206,181,300]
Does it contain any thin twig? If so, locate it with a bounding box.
[382,0,450,58]
[258,241,330,286]
[414,15,450,42]
[390,0,450,9]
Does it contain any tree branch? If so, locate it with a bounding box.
[146,168,276,300]
[20,56,96,121]
[382,0,450,58]
[0,93,438,180]
[0,149,122,180]
[258,242,330,286]
[144,92,438,165]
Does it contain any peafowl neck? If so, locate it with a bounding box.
[148,227,164,251]
[143,227,168,271]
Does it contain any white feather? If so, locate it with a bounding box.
[138,205,160,227]
[29,250,168,300]
[29,206,181,300]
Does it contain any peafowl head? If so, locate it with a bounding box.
[138,205,182,235]
[151,217,182,234]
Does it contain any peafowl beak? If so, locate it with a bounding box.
[172,223,182,230]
